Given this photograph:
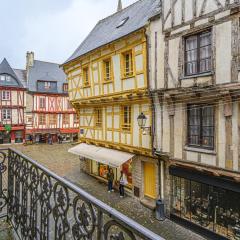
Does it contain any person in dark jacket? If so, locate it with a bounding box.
[107,168,114,193]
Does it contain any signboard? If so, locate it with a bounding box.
[80,129,84,134]
[4,125,12,132]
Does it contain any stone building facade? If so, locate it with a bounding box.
[150,1,240,239]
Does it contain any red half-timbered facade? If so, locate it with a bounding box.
[25,52,79,143]
[0,59,26,144]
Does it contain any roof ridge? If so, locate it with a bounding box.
[34,59,61,65]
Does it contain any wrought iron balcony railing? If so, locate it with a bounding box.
[0,147,163,240]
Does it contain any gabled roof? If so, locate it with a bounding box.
[0,58,24,88]
[14,69,27,87]
[64,0,160,64]
[28,60,67,93]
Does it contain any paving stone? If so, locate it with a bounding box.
[12,143,206,240]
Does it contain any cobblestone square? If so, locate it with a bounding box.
[12,143,205,240]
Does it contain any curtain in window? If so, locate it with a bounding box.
[202,106,214,148]
[186,36,198,75]
[200,32,211,73]
[188,106,200,146]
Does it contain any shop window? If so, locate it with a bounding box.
[2,109,11,120]
[15,131,23,143]
[83,67,90,87]
[94,108,102,127]
[39,97,46,109]
[185,30,212,76]
[1,91,10,101]
[103,59,112,82]
[122,51,133,78]
[63,114,69,125]
[171,176,240,239]
[121,106,131,132]
[188,105,214,149]
[39,114,46,125]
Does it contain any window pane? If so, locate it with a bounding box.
[200,32,211,47]
[171,176,182,217]
[191,181,202,226]
[188,106,200,145]
[186,36,197,50]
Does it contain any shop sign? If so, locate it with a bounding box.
[4,125,12,132]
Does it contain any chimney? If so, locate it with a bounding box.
[117,0,122,12]
[26,51,34,70]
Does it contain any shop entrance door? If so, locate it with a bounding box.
[144,162,156,199]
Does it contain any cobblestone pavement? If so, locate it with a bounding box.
[12,143,206,240]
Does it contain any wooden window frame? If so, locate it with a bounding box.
[187,104,215,150]
[63,83,68,92]
[39,114,46,125]
[121,106,131,132]
[122,50,134,78]
[63,114,70,125]
[39,97,46,109]
[2,109,11,120]
[184,30,212,76]
[2,91,10,101]
[102,58,113,82]
[83,66,90,87]
[94,108,102,128]
[49,114,57,125]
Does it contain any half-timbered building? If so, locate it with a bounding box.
[0,59,26,144]
[25,52,79,143]
[64,0,161,205]
[150,1,240,239]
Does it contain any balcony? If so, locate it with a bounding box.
[0,147,162,240]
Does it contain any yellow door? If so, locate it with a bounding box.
[144,162,156,199]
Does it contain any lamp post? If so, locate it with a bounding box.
[137,113,151,135]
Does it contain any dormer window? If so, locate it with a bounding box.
[0,75,11,81]
[117,17,129,28]
[37,81,57,92]
[63,83,68,92]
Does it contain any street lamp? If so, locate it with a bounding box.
[137,113,151,135]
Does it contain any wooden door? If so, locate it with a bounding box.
[144,162,156,199]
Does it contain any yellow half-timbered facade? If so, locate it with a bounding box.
[64,0,161,203]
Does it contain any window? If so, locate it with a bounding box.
[74,114,79,124]
[1,91,10,101]
[44,82,51,89]
[67,101,72,109]
[83,67,90,87]
[171,175,240,239]
[121,106,131,131]
[49,114,57,125]
[39,114,46,125]
[39,97,46,109]
[103,59,112,82]
[188,105,214,149]
[122,51,133,78]
[0,75,11,82]
[63,114,69,124]
[94,108,102,127]
[185,30,212,76]
[117,17,129,28]
[2,109,11,120]
[37,81,57,92]
[63,83,68,92]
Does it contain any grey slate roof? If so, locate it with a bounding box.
[64,0,160,64]
[28,60,67,93]
[14,69,27,87]
[0,58,24,88]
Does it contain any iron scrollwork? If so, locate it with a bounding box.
[0,149,161,240]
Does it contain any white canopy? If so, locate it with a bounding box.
[68,143,134,168]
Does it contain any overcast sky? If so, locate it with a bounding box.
[0,0,137,69]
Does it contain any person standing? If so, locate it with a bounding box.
[119,171,128,198]
[107,168,114,193]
